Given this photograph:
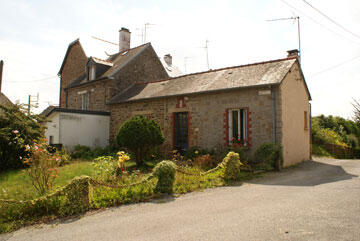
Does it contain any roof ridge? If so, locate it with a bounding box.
[135,56,298,85]
[107,42,150,60]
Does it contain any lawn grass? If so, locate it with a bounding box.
[0,160,95,200]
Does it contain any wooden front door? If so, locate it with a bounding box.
[174,112,188,154]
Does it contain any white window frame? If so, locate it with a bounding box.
[81,92,89,110]
[228,108,247,145]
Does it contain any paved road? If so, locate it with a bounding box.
[1,158,360,241]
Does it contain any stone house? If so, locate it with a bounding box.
[108,50,311,167]
[58,28,169,112]
[48,27,311,166]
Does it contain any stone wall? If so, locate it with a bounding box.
[66,79,114,111]
[59,41,87,108]
[109,87,278,157]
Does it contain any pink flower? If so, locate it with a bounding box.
[12,130,19,134]
[34,146,38,150]
[25,145,30,150]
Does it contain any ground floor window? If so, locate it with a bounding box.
[81,92,90,110]
[228,108,247,145]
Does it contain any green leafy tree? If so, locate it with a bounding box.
[116,115,164,165]
[0,104,45,171]
[353,99,360,124]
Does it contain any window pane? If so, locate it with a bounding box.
[232,110,239,139]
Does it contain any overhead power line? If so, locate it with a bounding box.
[8,75,58,83]
[310,55,360,77]
[280,0,360,46]
[302,0,360,41]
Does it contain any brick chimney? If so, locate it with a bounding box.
[164,54,172,65]
[0,60,3,92]
[287,49,299,58]
[119,27,131,52]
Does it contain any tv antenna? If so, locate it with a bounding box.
[91,36,118,46]
[144,23,156,43]
[267,16,301,63]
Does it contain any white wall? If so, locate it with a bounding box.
[44,111,110,150]
[44,112,60,144]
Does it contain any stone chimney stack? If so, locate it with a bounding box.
[164,54,172,66]
[0,60,3,92]
[119,27,131,52]
[287,49,299,58]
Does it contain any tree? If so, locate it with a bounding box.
[116,115,164,165]
[353,99,360,124]
[0,104,45,171]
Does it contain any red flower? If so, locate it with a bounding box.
[121,168,125,173]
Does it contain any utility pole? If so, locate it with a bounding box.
[24,93,39,115]
[267,16,301,64]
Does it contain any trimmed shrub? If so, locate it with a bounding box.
[153,160,177,194]
[116,116,165,165]
[252,143,282,171]
[222,151,242,181]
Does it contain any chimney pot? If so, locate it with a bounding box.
[119,27,131,52]
[164,54,172,65]
[287,49,299,58]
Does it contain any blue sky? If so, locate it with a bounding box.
[1,0,360,118]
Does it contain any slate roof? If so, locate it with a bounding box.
[41,105,110,117]
[0,92,13,106]
[109,57,300,104]
[64,43,151,89]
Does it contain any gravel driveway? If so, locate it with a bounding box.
[1,157,360,241]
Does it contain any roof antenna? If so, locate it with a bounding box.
[202,40,210,70]
[143,23,156,43]
[267,16,301,64]
[91,36,118,46]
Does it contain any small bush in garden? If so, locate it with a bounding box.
[252,143,282,171]
[23,140,61,195]
[222,151,242,181]
[153,160,177,194]
[92,156,116,182]
[71,145,92,159]
[116,115,165,165]
[193,154,218,169]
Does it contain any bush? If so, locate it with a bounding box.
[252,143,282,171]
[153,160,177,194]
[23,140,61,195]
[71,145,115,160]
[0,104,45,172]
[222,152,242,181]
[116,116,165,165]
[193,154,218,170]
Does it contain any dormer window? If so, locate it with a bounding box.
[89,65,96,81]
